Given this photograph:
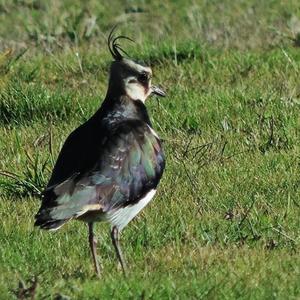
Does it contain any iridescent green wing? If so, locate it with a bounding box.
[94,120,165,210]
[35,121,165,228]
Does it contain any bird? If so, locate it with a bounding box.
[34,26,166,276]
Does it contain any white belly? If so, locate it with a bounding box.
[106,189,156,231]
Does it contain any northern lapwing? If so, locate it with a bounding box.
[34,27,166,276]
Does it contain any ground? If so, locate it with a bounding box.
[0,0,299,299]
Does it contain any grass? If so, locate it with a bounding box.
[0,0,300,299]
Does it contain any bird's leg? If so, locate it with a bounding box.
[111,226,127,276]
[88,222,101,276]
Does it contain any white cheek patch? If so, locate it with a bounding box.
[124,77,151,102]
[126,82,146,101]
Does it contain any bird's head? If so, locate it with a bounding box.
[106,27,165,102]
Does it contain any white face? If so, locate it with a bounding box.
[124,76,152,102]
[122,59,152,102]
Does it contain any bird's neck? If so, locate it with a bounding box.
[94,94,152,127]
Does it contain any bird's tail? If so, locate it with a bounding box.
[34,210,69,231]
[34,175,103,230]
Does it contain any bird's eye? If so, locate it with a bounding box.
[138,73,149,83]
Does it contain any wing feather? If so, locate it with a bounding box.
[35,120,164,229]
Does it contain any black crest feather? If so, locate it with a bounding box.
[108,25,134,61]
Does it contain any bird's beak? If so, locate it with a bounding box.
[151,85,166,97]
